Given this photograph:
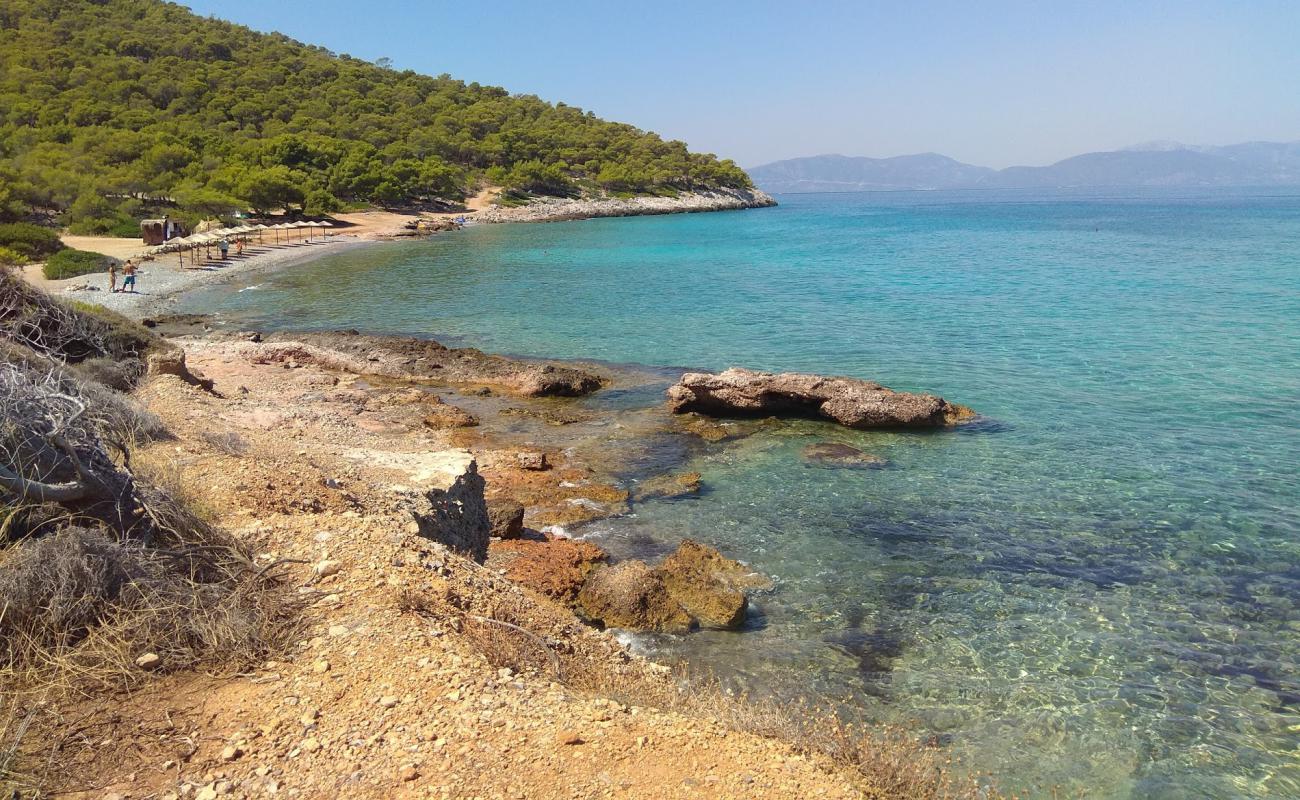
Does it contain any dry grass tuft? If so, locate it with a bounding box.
[199,429,249,457]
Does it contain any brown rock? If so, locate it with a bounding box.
[577,561,693,633]
[516,451,549,471]
[421,397,479,429]
[486,498,525,539]
[513,364,604,398]
[667,368,975,429]
[355,416,407,435]
[800,442,888,470]
[489,534,609,602]
[658,540,772,629]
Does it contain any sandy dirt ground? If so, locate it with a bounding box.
[19,334,871,800]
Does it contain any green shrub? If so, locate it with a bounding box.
[68,301,161,359]
[0,246,28,266]
[43,249,119,280]
[0,222,64,259]
[303,189,343,216]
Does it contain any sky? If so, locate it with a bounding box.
[181,0,1300,169]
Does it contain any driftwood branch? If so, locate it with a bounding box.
[0,462,91,503]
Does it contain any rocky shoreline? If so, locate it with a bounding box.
[474,187,777,223]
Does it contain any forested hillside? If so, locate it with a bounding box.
[0,0,751,233]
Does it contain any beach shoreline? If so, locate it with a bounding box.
[27,237,375,319]
[23,191,777,321]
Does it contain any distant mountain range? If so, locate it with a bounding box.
[747,141,1300,193]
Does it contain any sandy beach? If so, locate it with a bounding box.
[27,237,373,318]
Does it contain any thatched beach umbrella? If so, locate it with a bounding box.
[174,233,204,266]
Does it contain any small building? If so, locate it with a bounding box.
[140,216,186,245]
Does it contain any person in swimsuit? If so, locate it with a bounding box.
[108,261,118,293]
[121,260,137,293]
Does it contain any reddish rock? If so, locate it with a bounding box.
[489,535,609,602]
[516,451,549,471]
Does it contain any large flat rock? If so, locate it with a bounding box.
[667,368,974,430]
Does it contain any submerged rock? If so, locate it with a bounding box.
[577,561,694,634]
[667,368,974,429]
[632,471,702,502]
[801,442,888,469]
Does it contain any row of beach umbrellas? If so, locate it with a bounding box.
[148,220,335,264]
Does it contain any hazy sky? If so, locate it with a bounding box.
[182,0,1300,169]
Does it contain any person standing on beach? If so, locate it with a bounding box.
[235,237,244,257]
[121,260,137,293]
[107,261,118,293]
[219,237,229,260]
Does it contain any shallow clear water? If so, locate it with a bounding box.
[182,189,1300,798]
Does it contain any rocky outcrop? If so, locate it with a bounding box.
[416,460,490,563]
[659,540,772,630]
[485,498,525,539]
[475,188,776,224]
[667,368,974,430]
[421,396,480,429]
[575,541,770,632]
[801,442,887,469]
[146,345,216,393]
[488,534,609,603]
[250,332,606,398]
[577,561,694,634]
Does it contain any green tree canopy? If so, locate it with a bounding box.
[0,0,754,226]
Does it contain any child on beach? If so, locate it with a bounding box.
[108,261,118,293]
[121,260,138,293]
[235,237,244,256]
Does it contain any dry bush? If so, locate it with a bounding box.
[0,525,294,697]
[72,355,141,391]
[396,586,563,679]
[0,359,134,512]
[0,266,158,367]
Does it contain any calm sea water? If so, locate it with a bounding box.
[182,189,1300,798]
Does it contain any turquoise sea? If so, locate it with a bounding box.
[181,189,1300,798]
